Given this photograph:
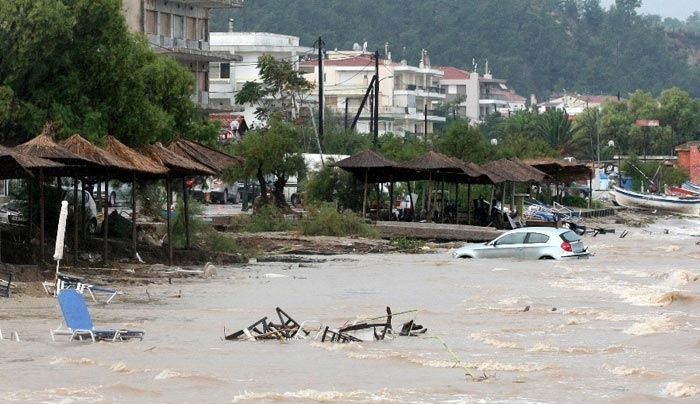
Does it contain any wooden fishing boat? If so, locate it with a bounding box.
[664,184,700,197]
[610,186,700,217]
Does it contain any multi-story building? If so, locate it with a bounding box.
[298,48,446,136]
[120,0,243,107]
[537,94,618,117]
[208,27,313,126]
[434,65,526,124]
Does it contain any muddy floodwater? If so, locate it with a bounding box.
[2,216,700,403]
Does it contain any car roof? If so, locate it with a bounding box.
[507,227,570,235]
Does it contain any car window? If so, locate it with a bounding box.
[496,232,527,245]
[559,230,581,242]
[525,232,549,244]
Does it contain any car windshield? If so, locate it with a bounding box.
[559,230,581,242]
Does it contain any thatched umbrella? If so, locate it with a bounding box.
[102,135,172,264]
[333,150,400,217]
[14,123,94,168]
[522,158,593,206]
[400,151,483,222]
[60,134,139,265]
[139,142,215,249]
[0,144,63,179]
[166,138,243,174]
[0,145,64,266]
[15,126,103,265]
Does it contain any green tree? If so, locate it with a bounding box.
[0,0,215,146]
[434,120,495,163]
[231,118,306,207]
[657,87,700,148]
[533,109,581,155]
[235,54,314,123]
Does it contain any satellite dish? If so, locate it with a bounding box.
[230,120,240,131]
[490,138,498,146]
[352,42,361,51]
[607,140,615,148]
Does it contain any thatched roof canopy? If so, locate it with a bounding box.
[522,158,592,182]
[15,129,95,168]
[0,144,65,179]
[332,150,411,183]
[166,138,242,174]
[102,135,169,178]
[59,134,134,176]
[482,158,548,183]
[400,150,465,171]
[138,142,215,177]
[398,151,497,184]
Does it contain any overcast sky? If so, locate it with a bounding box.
[599,0,699,20]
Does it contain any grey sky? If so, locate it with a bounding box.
[600,0,698,20]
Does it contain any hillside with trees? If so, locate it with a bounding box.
[213,0,700,101]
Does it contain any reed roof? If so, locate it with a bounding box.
[0,144,64,179]
[138,142,215,177]
[59,134,134,173]
[166,139,242,174]
[102,135,169,177]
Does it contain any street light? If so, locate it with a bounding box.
[608,140,621,187]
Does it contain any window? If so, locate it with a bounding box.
[220,63,230,79]
[525,233,549,244]
[145,10,157,35]
[496,232,526,245]
[173,15,184,40]
[186,17,196,40]
[160,13,171,37]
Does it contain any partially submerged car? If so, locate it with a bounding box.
[452,227,590,260]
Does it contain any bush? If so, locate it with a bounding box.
[244,204,296,232]
[299,202,378,238]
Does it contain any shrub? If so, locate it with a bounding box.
[299,202,378,238]
[244,204,296,232]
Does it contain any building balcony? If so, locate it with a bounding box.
[177,0,244,8]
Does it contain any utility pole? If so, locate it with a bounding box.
[373,50,379,147]
[317,36,324,147]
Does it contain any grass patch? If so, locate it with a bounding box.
[391,237,426,252]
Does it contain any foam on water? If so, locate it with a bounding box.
[662,381,700,398]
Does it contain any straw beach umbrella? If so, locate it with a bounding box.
[139,142,216,249]
[15,125,102,263]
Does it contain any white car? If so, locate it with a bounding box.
[452,227,590,260]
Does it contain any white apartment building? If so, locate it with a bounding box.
[538,94,618,117]
[434,65,526,124]
[208,28,314,125]
[298,48,446,136]
[121,0,243,107]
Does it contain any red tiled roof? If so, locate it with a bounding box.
[433,66,470,80]
[300,54,394,67]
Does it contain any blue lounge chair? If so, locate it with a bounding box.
[51,289,144,342]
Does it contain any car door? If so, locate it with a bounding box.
[486,232,527,259]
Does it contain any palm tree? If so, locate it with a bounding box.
[534,109,582,155]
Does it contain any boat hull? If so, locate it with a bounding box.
[610,186,700,217]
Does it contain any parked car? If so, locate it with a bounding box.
[452,227,590,260]
[0,190,98,234]
[191,177,240,204]
[0,199,27,226]
[65,189,99,234]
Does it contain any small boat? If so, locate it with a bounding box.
[610,186,700,217]
[664,184,700,197]
[682,181,700,194]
